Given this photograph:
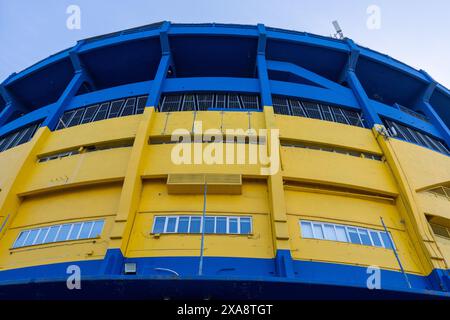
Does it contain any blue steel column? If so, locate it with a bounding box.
[42,41,94,130]
[342,39,382,128]
[256,24,273,107]
[0,76,27,126]
[415,71,450,147]
[145,21,173,108]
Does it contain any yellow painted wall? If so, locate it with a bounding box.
[0,109,446,279]
[285,188,424,274]
[0,183,121,269]
[126,179,274,258]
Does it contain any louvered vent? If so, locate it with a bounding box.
[167,173,242,194]
[430,223,450,239]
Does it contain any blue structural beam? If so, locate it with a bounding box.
[0,105,15,127]
[256,24,272,107]
[41,41,96,131]
[267,60,347,92]
[41,71,89,130]
[416,71,450,146]
[0,81,28,126]
[146,21,174,108]
[342,39,382,128]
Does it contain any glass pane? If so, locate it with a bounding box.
[240,217,252,234]
[67,109,85,127]
[79,222,93,239]
[136,96,147,114]
[229,218,238,234]
[331,107,348,124]
[301,222,313,239]
[178,217,189,233]
[153,217,165,234]
[320,105,334,122]
[380,232,393,249]
[56,224,71,242]
[216,217,227,233]
[90,221,104,238]
[290,99,306,117]
[303,102,322,120]
[228,94,241,109]
[323,224,337,241]
[215,94,226,109]
[205,217,215,234]
[335,226,348,242]
[24,229,40,246]
[14,230,29,248]
[68,223,82,240]
[313,223,324,239]
[273,97,290,115]
[45,226,60,243]
[80,105,99,124]
[347,228,361,244]
[120,98,137,116]
[108,100,125,118]
[35,227,49,245]
[358,229,372,246]
[166,217,177,233]
[93,103,110,121]
[240,95,258,109]
[56,110,75,130]
[370,231,383,247]
[189,217,201,233]
[182,94,196,111]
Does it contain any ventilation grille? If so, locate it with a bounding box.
[430,223,450,239]
[167,173,242,194]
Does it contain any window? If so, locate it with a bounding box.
[300,220,394,249]
[56,95,148,130]
[272,97,290,115]
[280,140,382,161]
[120,98,137,116]
[429,222,450,240]
[303,102,323,120]
[13,220,104,249]
[159,93,260,111]
[0,123,40,153]
[182,94,196,111]
[37,139,133,163]
[272,95,366,128]
[384,119,450,156]
[151,215,252,235]
[197,94,214,110]
[427,186,450,201]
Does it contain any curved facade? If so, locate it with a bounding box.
[0,21,450,299]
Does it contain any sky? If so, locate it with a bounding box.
[1,0,450,87]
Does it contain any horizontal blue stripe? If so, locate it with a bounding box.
[0,249,448,299]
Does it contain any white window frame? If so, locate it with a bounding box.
[299,220,393,249]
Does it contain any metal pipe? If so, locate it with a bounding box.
[198,181,208,276]
[380,217,412,289]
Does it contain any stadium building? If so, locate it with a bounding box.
[0,21,449,299]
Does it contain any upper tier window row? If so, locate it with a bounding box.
[0,122,40,153]
[384,119,450,156]
[158,93,260,112]
[55,95,148,130]
[272,96,366,128]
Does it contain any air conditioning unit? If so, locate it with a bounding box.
[167,173,242,194]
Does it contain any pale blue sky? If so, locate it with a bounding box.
[1,0,450,87]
